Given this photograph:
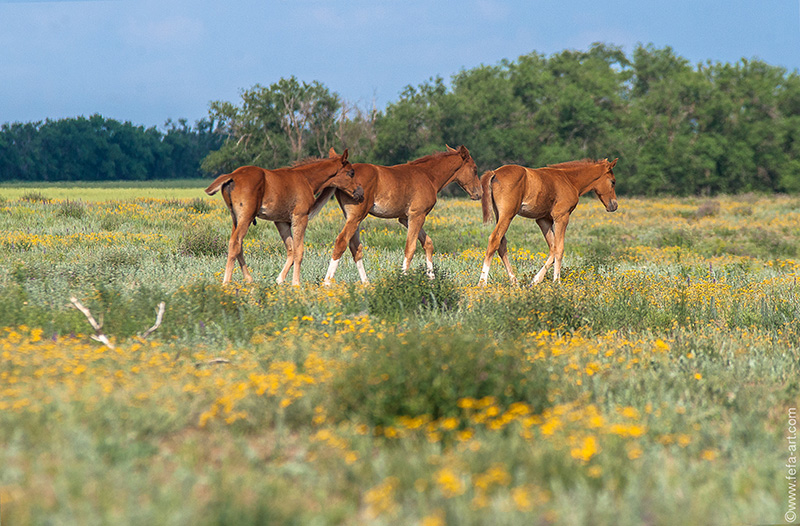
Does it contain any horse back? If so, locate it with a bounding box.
[359,162,437,218]
[205,165,265,195]
[521,166,580,218]
[490,165,577,219]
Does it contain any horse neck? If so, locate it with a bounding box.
[416,153,463,191]
[290,160,336,192]
[560,164,604,196]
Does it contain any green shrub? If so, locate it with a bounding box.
[56,200,86,219]
[582,238,627,273]
[83,283,169,339]
[366,266,460,320]
[178,227,227,257]
[19,191,51,203]
[100,213,123,231]
[694,200,720,219]
[328,328,550,427]
[658,228,694,248]
[470,284,590,337]
[187,197,213,214]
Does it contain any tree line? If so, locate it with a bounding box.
[2,43,799,195]
[0,115,223,182]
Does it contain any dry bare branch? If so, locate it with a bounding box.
[140,302,166,339]
[69,296,115,349]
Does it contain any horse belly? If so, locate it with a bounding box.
[369,200,403,219]
[256,209,287,222]
[518,202,549,219]
[257,200,292,222]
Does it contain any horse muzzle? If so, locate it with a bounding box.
[352,186,365,203]
[606,199,618,212]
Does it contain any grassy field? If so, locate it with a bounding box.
[0,179,205,201]
[1,185,799,525]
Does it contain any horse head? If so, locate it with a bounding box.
[594,158,618,212]
[326,148,364,202]
[447,145,482,200]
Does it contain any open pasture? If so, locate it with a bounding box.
[0,185,799,525]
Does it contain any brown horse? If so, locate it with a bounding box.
[204,150,364,286]
[312,145,482,284]
[478,158,618,285]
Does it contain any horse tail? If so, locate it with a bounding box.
[480,170,496,224]
[309,187,335,221]
[205,173,234,196]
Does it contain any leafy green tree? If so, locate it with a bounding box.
[444,62,532,169]
[777,72,800,192]
[160,118,224,178]
[0,115,220,181]
[335,99,378,163]
[372,77,449,165]
[202,76,341,174]
[626,44,709,195]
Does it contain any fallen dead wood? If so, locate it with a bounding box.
[69,297,166,349]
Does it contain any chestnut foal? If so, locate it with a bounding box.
[314,146,482,284]
[205,150,364,285]
[479,158,618,285]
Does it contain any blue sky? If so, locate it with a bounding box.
[1,0,799,128]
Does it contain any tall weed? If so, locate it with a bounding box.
[328,328,550,427]
[366,266,460,320]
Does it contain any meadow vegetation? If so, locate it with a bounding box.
[0,186,798,525]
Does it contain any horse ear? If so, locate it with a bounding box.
[609,158,618,168]
[445,144,457,152]
[340,149,349,163]
[459,145,470,159]
[328,147,338,158]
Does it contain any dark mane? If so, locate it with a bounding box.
[546,158,601,169]
[408,150,458,165]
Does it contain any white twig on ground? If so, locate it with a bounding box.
[69,296,115,349]
[141,302,166,339]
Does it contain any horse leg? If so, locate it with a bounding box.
[399,215,426,273]
[479,214,514,285]
[533,218,556,284]
[497,234,517,285]
[324,210,365,285]
[289,214,309,286]
[551,218,571,282]
[275,222,294,284]
[231,223,254,283]
[348,228,369,283]
[223,219,253,284]
[400,217,435,278]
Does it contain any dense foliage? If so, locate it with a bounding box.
[2,44,799,195]
[0,115,222,181]
[371,43,800,195]
[208,44,800,195]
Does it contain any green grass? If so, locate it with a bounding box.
[0,188,799,525]
[0,178,209,201]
